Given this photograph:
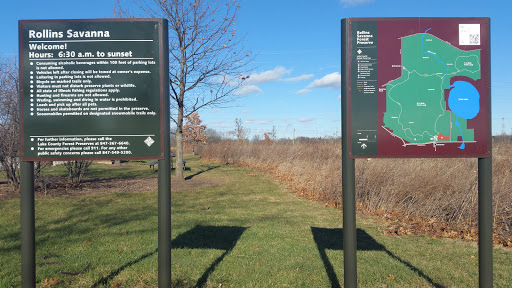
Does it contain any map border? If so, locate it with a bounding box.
[343,17,491,158]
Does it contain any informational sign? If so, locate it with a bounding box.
[19,19,165,161]
[343,18,491,158]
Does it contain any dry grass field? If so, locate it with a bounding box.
[199,138,512,246]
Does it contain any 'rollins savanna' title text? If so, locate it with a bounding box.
[29,29,111,39]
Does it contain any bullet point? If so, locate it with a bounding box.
[30,90,33,93]
[31,147,34,150]
[30,76,33,79]
[30,80,33,84]
[30,99,33,102]
[30,103,33,106]
[30,62,33,65]
[30,71,33,74]
[31,138,34,141]
[30,108,33,111]
[30,94,34,97]
[30,113,34,116]
[30,85,33,88]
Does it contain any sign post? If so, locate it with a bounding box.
[157,21,171,288]
[479,157,493,287]
[341,19,357,287]
[341,17,491,287]
[19,18,170,287]
[20,161,35,287]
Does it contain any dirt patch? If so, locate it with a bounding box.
[0,175,223,201]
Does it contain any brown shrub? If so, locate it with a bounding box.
[200,139,512,241]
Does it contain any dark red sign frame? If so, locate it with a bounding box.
[344,17,491,158]
[19,18,166,161]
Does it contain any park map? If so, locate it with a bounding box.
[382,28,481,151]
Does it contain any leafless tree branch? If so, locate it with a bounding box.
[115,0,254,180]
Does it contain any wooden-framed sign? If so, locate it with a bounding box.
[19,19,166,161]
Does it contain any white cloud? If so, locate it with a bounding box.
[340,0,374,8]
[296,88,312,94]
[254,120,273,125]
[307,72,341,89]
[297,117,316,123]
[235,85,263,95]
[244,119,272,125]
[245,66,291,84]
[244,67,315,86]
[282,74,314,82]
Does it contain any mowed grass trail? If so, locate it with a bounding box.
[171,157,512,287]
[1,156,511,287]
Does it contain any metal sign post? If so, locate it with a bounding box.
[341,17,492,287]
[341,19,357,287]
[20,161,35,287]
[479,157,493,287]
[158,19,171,288]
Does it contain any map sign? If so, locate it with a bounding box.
[343,18,491,158]
[19,19,166,161]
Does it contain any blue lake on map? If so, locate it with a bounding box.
[448,81,480,120]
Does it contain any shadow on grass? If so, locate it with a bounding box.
[184,165,221,180]
[310,227,445,288]
[0,194,158,255]
[171,167,191,174]
[172,225,247,287]
[91,248,158,288]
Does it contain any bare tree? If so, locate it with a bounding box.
[116,0,253,180]
[233,118,247,142]
[0,58,53,191]
[270,125,277,141]
[204,127,224,144]
[0,58,21,190]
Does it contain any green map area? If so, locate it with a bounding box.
[383,31,481,146]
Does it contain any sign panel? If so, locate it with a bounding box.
[343,18,491,158]
[19,19,165,161]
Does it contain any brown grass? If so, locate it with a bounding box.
[199,139,512,245]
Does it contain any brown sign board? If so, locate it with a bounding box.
[19,19,166,161]
[342,17,491,158]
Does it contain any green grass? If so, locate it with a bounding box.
[0,190,159,287]
[170,158,512,287]
[41,160,159,179]
[1,156,511,287]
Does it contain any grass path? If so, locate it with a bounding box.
[172,157,512,287]
[1,156,511,287]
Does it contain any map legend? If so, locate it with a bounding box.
[350,20,378,156]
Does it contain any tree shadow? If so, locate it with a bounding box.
[184,165,221,180]
[172,225,247,287]
[310,227,445,288]
[90,248,158,287]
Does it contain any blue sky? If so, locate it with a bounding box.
[2,0,511,138]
